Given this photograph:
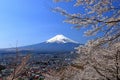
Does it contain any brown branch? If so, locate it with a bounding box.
[7,54,30,80]
[93,66,111,80]
[115,50,120,80]
[106,19,120,23]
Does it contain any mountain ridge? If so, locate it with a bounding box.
[0,35,82,54]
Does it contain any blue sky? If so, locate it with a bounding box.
[0,0,89,48]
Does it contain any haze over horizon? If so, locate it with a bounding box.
[0,0,90,48]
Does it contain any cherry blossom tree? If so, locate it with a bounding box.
[73,42,120,80]
[53,0,120,45]
[53,0,120,80]
[43,65,82,80]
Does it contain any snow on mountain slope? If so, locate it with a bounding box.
[46,34,78,43]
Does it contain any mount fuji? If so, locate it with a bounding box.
[46,35,78,44]
[1,35,81,54]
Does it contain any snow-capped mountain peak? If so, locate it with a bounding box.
[46,34,78,43]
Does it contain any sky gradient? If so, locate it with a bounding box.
[0,0,89,48]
